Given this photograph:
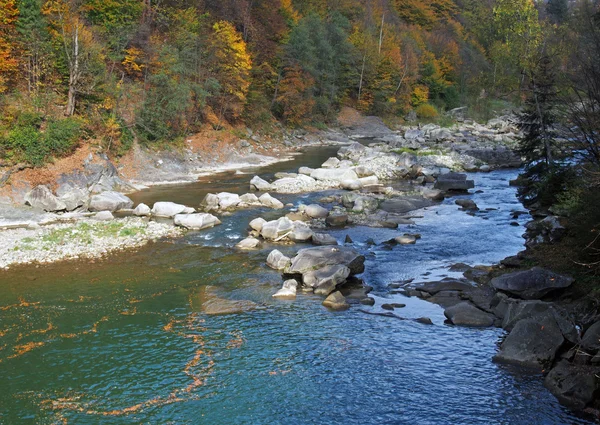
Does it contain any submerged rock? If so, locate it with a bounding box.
[192,286,257,315]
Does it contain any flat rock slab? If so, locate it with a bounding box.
[415,279,474,295]
[380,197,432,214]
[287,246,365,276]
[490,267,574,299]
[444,302,495,327]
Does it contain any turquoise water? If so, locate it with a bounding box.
[0,148,594,424]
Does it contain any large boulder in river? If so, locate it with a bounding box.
[434,173,474,192]
[287,246,365,276]
[380,197,432,214]
[544,361,600,410]
[89,191,133,212]
[493,314,565,371]
[174,213,221,230]
[444,302,495,327]
[305,204,329,219]
[217,192,241,209]
[490,267,574,299]
[267,249,291,270]
[310,168,359,182]
[59,188,88,211]
[322,291,350,310]
[250,176,272,191]
[152,201,192,217]
[303,264,351,295]
[261,217,294,240]
[258,193,284,209]
[24,185,67,211]
[133,203,151,216]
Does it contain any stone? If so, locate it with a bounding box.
[434,173,475,192]
[360,297,375,306]
[217,192,241,209]
[326,214,348,227]
[493,315,565,370]
[174,213,221,230]
[59,188,88,211]
[249,217,267,232]
[267,249,291,270]
[444,302,495,327]
[352,197,379,213]
[24,185,67,212]
[194,286,256,315]
[152,201,190,218]
[200,193,220,211]
[490,267,574,299]
[250,176,272,191]
[261,217,294,240]
[455,199,479,210]
[420,188,444,201]
[273,279,298,299]
[133,203,151,216]
[236,237,260,250]
[311,168,360,182]
[321,157,341,168]
[258,193,284,209]
[416,317,434,325]
[341,180,362,190]
[93,211,114,221]
[380,197,432,214]
[288,221,314,242]
[239,193,261,205]
[354,166,375,178]
[395,235,417,245]
[405,129,424,140]
[544,361,600,410]
[89,191,134,212]
[581,321,600,353]
[287,246,365,275]
[303,264,351,295]
[304,204,329,219]
[312,233,338,246]
[322,291,350,310]
[415,279,473,295]
[298,167,315,176]
[342,193,360,208]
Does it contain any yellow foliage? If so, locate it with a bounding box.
[122,47,145,77]
[415,103,438,118]
[411,85,429,106]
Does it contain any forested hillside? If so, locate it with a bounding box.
[0,0,595,167]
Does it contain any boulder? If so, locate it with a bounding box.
[152,201,190,218]
[304,204,329,219]
[312,233,338,246]
[174,213,221,230]
[581,321,600,353]
[261,217,294,240]
[133,203,151,216]
[358,176,379,186]
[326,214,348,227]
[287,246,365,275]
[340,180,362,190]
[493,314,565,370]
[249,217,267,232]
[490,267,574,299]
[24,185,66,211]
[288,221,314,242]
[298,167,315,176]
[60,188,88,211]
[310,168,360,182]
[303,264,351,295]
[217,192,241,209]
[200,193,220,211]
[444,302,495,327]
[89,191,134,212]
[544,361,600,410]
[93,211,114,221]
[380,197,432,214]
[321,157,341,168]
[250,176,273,191]
[337,143,367,161]
[239,193,261,205]
[434,173,475,192]
[354,166,375,177]
[455,199,479,210]
[420,188,444,201]
[266,249,291,270]
[352,197,379,213]
[236,237,260,250]
[415,279,474,295]
[322,291,350,311]
[405,129,424,140]
[273,279,298,299]
[258,193,284,209]
[395,235,417,245]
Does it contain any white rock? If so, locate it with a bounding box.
[258,193,284,209]
[310,168,359,182]
[94,211,114,221]
[359,176,379,186]
[321,157,340,168]
[133,203,151,216]
[341,180,362,190]
[236,237,260,250]
[249,217,267,232]
[298,167,315,176]
[89,191,133,212]
[174,213,221,230]
[240,193,261,205]
[267,249,291,270]
[152,201,189,218]
[261,217,294,240]
[250,176,272,191]
[272,279,298,299]
[200,193,220,211]
[304,204,329,219]
[217,192,241,209]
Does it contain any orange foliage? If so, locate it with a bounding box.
[0,0,18,92]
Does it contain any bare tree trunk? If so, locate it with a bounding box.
[378,13,385,55]
[358,53,366,101]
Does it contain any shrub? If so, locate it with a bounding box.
[415,103,438,119]
[45,118,82,156]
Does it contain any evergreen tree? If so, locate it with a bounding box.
[547,0,569,23]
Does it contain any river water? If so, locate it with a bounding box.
[0,146,594,424]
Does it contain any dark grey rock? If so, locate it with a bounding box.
[490,267,574,299]
[444,302,495,327]
[581,321,600,353]
[544,361,600,410]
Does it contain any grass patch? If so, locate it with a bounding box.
[392,147,441,156]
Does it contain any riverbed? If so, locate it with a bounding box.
[0,146,594,424]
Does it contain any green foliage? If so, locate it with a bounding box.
[415,103,438,119]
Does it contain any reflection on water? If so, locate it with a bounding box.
[0,148,595,424]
